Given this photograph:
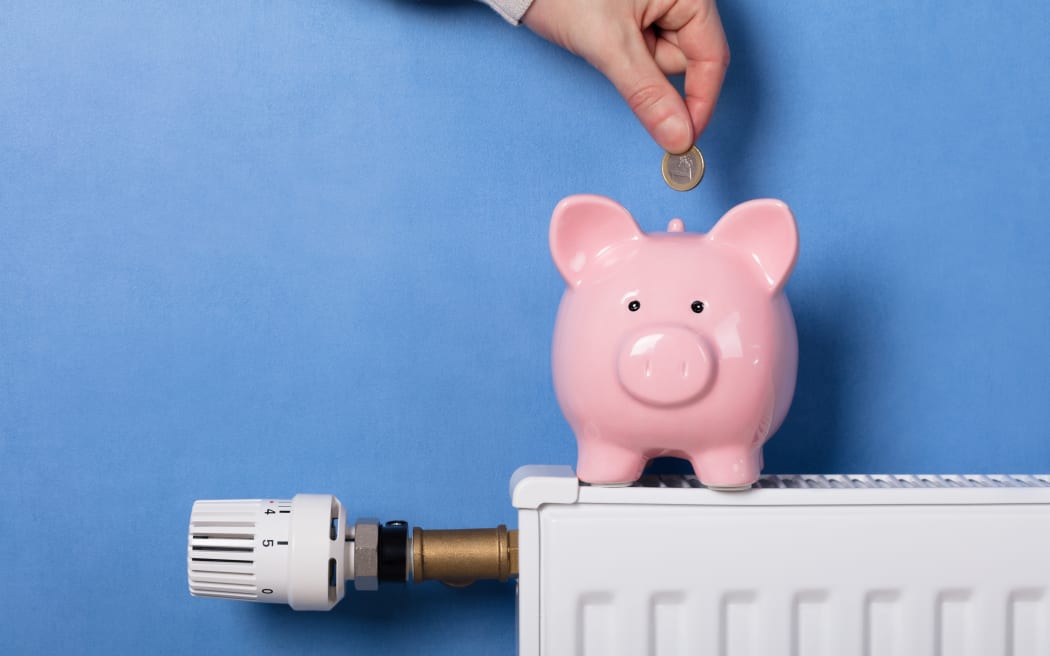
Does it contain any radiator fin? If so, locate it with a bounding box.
[649,592,686,656]
[721,592,757,656]
[561,588,1050,656]
[865,591,902,656]
[636,473,1050,490]
[794,591,830,656]
[1010,590,1048,656]
[577,593,613,656]
[938,590,973,656]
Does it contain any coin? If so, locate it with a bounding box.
[661,146,705,192]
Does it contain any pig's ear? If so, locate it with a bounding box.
[550,195,643,288]
[707,199,798,294]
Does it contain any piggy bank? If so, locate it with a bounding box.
[549,195,799,489]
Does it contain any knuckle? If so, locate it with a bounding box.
[624,82,671,116]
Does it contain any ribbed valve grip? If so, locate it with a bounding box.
[187,495,347,610]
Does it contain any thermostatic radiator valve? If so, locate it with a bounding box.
[187,494,517,610]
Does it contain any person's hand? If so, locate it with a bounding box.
[522,0,728,154]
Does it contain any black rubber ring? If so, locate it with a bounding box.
[377,522,408,583]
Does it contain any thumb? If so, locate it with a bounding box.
[595,33,694,153]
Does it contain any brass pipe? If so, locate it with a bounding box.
[412,525,518,586]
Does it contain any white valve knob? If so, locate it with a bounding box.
[187,494,347,610]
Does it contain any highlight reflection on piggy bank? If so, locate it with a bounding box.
[549,195,799,489]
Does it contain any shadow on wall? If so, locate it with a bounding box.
[762,287,860,475]
[383,0,482,17]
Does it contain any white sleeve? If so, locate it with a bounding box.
[478,0,535,25]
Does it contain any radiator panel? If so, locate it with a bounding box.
[512,467,1050,656]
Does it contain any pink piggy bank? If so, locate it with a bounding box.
[550,195,799,489]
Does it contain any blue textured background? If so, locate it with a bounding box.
[2,1,1049,653]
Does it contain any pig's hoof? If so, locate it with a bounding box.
[691,450,762,491]
[704,483,755,492]
[576,449,647,486]
[580,479,635,488]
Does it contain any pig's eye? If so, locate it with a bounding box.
[691,301,706,314]
[628,300,641,312]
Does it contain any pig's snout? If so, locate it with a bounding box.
[617,326,715,407]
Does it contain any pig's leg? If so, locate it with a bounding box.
[690,447,762,491]
[576,441,647,485]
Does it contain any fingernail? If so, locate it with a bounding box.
[654,115,690,152]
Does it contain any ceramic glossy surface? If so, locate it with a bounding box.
[549,195,800,487]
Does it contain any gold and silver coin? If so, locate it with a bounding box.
[661,146,705,192]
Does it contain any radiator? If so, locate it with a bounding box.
[511,466,1050,656]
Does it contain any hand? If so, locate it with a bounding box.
[522,0,728,154]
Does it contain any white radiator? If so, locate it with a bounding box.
[511,466,1050,656]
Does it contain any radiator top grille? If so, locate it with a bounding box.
[636,474,1050,490]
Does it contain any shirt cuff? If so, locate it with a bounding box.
[480,0,535,25]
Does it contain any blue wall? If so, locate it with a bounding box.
[2,1,1048,653]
